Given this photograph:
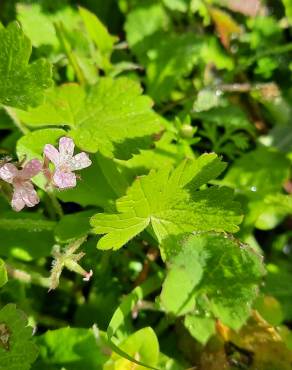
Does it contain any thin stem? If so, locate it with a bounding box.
[47,191,64,219]
[54,21,86,85]
[4,106,29,134]
[5,263,73,292]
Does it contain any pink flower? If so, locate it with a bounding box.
[0,159,42,211]
[44,137,92,189]
[83,269,93,281]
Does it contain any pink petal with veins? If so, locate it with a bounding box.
[70,152,92,171]
[11,190,26,211]
[53,170,76,189]
[0,163,18,183]
[59,137,75,157]
[44,144,60,166]
[21,182,40,207]
[20,159,42,180]
[12,182,39,211]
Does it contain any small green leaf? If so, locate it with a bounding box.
[264,261,292,321]
[283,0,292,23]
[162,0,190,12]
[223,147,290,230]
[35,327,109,369]
[17,3,58,48]
[265,194,292,215]
[105,327,159,370]
[79,6,117,71]
[125,3,170,53]
[0,260,7,288]
[0,22,52,109]
[91,154,242,252]
[160,233,264,329]
[0,304,38,370]
[55,210,95,242]
[184,314,216,344]
[107,274,163,370]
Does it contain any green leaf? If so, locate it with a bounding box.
[15,79,162,157]
[125,2,170,55]
[104,327,159,370]
[283,0,292,23]
[34,327,109,370]
[0,304,38,370]
[223,147,290,230]
[0,218,56,232]
[184,314,216,344]
[0,259,7,288]
[0,212,55,260]
[91,154,242,252]
[17,3,58,48]
[158,353,185,370]
[79,6,117,55]
[223,147,290,195]
[265,194,292,215]
[162,0,190,12]
[107,274,163,370]
[160,233,264,329]
[0,22,52,109]
[264,261,292,321]
[194,105,255,157]
[55,210,95,243]
[145,33,202,102]
[125,3,202,101]
[193,89,223,113]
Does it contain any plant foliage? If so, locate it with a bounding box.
[0,1,292,369]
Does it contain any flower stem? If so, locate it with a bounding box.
[4,106,30,134]
[47,191,64,219]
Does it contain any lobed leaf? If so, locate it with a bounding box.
[160,233,265,329]
[0,304,38,370]
[0,22,52,109]
[91,154,242,252]
[15,78,162,157]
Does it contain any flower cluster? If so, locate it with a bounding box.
[0,137,91,211]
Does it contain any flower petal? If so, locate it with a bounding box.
[11,189,25,211]
[12,182,39,211]
[53,170,76,189]
[21,181,40,207]
[83,269,93,282]
[0,163,18,183]
[20,159,42,180]
[44,144,60,165]
[59,137,75,157]
[70,152,92,171]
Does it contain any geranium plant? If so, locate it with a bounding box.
[0,1,292,369]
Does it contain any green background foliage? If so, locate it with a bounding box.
[0,0,292,369]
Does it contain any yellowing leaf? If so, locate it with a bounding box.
[209,7,242,49]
